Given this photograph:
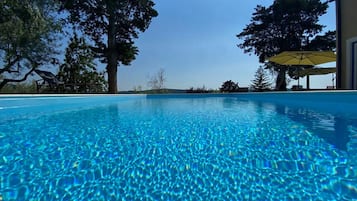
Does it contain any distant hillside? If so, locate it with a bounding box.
[119,88,187,94]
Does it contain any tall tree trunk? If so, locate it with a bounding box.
[275,68,287,91]
[107,61,117,93]
[107,8,118,94]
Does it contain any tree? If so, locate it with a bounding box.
[58,33,107,93]
[147,68,166,91]
[220,80,239,93]
[60,0,158,93]
[237,0,335,90]
[251,66,272,92]
[0,81,37,94]
[0,0,61,90]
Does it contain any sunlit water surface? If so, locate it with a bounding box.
[0,95,356,200]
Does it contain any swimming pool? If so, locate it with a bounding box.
[0,93,356,200]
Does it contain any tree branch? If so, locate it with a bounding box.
[89,46,105,54]
[0,56,22,74]
[0,67,35,90]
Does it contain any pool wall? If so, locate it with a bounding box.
[147,91,357,114]
[0,94,145,121]
[145,91,357,103]
[1,91,357,119]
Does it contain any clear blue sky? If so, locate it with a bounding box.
[117,0,336,91]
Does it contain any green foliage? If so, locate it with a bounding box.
[0,0,61,91]
[60,0,158,93]
[73,71,107,93]
[220,80,239,93]
[0,81,37,93]
[58,33,107,93]
[237,0,335,90]
[251,66,272,92]
[186,86,215,93]
[307,30,336,51]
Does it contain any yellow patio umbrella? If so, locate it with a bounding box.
[299,67,336,76]
[268,51,336,88]
[299,67,336,89]
[268,51,336,66]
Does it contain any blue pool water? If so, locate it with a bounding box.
[0,93,357,200]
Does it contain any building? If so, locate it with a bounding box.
[336,0,357,89]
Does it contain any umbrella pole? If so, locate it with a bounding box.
[332,73,335,89]
[298,67,300,89]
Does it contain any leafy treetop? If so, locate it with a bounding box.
[0,0,61,90]
[60,0,158,93]
[237,0,335,90]
[251,66,271,92]
[58,33,107,93]
[220,80,239,93]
